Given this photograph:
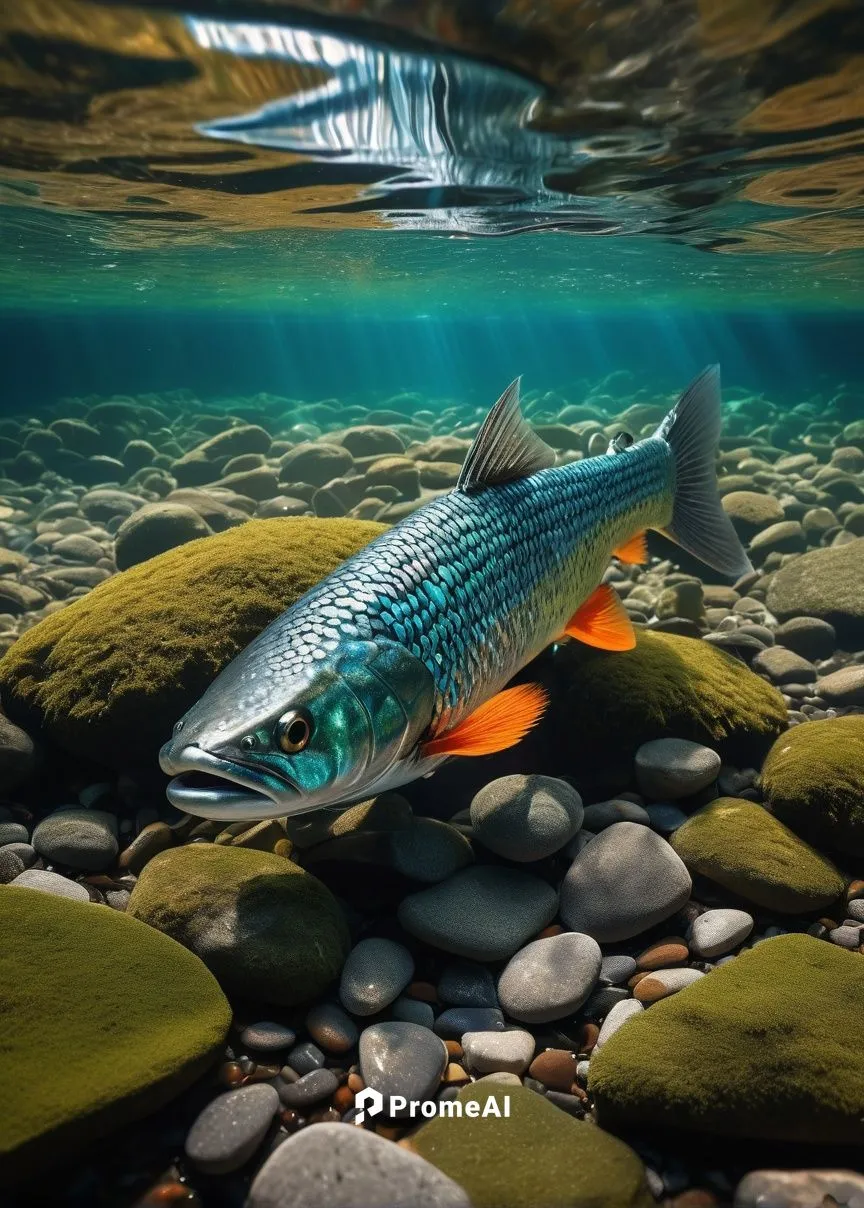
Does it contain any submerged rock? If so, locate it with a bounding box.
[766,538,864,644]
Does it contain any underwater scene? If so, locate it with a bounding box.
[1,1,864,1206]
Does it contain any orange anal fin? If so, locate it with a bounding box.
[563,583,636,651]
[420,682,549,759]
[613,530,649,565]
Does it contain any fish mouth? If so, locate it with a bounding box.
[162,744,298,821]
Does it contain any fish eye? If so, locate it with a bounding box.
[276,709,313,754]
[240,735,256,751]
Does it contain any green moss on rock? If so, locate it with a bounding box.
[0,517,386,770]
[766,538,864,644]
[670,797,846,912]
[760,716,864,856]
[127,844,350,1005]
[590,934,864,1144]
[410,1084,652,1208]
[0,885,230,1182]
[554,632,787,779]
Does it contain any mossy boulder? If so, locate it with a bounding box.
[760,716,864,857]
[670,797,846,912]
[552,632,787,785]
[127,844,350,1005]
[590,934,864,1144]
[0,518,386,771]
[410,1084,652,1208]
[0,885,230,1182]
[766,538,864,645]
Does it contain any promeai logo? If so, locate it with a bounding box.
[354,1087,510,1124]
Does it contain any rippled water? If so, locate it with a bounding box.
[1,0,863,310]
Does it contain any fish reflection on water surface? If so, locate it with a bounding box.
[160,368,752,822]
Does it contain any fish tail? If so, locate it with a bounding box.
[654,365,754,581]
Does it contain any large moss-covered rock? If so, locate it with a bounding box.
[766,538,864,644]
[0,885,230,1182]
[670,797,845,912]
[410,1084,652,1208]
[761,716,864,856]
[0,517,386,770]
[590,934,864,1144]
[127,844,350,1005]
[552,633,787,782]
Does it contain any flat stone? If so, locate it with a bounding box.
[246,1122,471,1208]
[560,822,691,943]
[774,617,837,660]
[462,1029,535,1075]
[31,809,118,871]
[582,800,650,830]
[239,1022,296,1053]
[633,967,705,1003]
[817,666,864,706]
[359,1022,448,1114]
[398,866,558,962]
[305,1003,358,1053]
[470,774,583,861]
[184,1084,279,1174]
[594,1000,644,1051]
[689,909,754,958]
[10,869,91,902]
[497,932,602,1024]
[635,739,721,799]
[753,646,817,685]
[339,937,414,1016]
[734,1169,864,1208]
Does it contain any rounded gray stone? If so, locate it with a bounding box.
[3,842,36,868]
[339,937,414,1016]
[185,1083,279,1174]
[599,954,638,985]
[240,1021,296,1053]
[582,799,650,831]
[635,739,721,799]
[246,1122,472,1208]
[359,1021,447,1112]
[594,999,644,1051]
[0,846,25,884]
[388,817,473,883]
[10,868,91,902]
[390,996,435,1029]
[848,899,864,923]
[497,932,602,1023]
[462,1029,535,1075]
[645,804,688,834]
[278,1067,339,1107]
[0,822,29,846]
[689,908,754,958]
[31,808,118,870]
[470,774,583,861]
[397,866,558,962]
[560,821,692,943]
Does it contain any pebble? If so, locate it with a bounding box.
[0,821,29,846]
[240,1022,297,1053]
[246,1122,471,1208]
[359,1022,448,1112]
[636,937,689,970]
[305,1003,358,1053]
[437,960,499,1008]
[581,799,650,830]
[433,1007,505,1039]
[848,899,864,923]
[469,774,583,861]
[774,616,837,660]
[633,967,705,1003]
[829,925,862,950]
[397,866,558,961]
[461,1029,535,1075]
[497,932,602,1023]
[277,1067,340,1108]
[10,868,91,901]
[594,999,645,1050]
[528,1048,578,1091]
[645,804,688,833]
[184,1084,279,1174]
[560,821,691,942]
[816,665,864,706]
[752,646,817,685]
[689,909,754,958]
[285,1042,325,1075]
[599,954,638,985]
[117,821,174,874]
[388,817,473,882]
[734,1168,864,1208]
[339,937,414,1016]
[31,808,118,870]
[3,841,36,868]
[390,996,435,1028]
[0,845,25,883]
[635,738,721,799]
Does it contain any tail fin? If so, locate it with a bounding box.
[655,366,754,581]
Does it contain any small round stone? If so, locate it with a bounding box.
[528,1048,579,1091]
[359,1021,448,1113]
[635,739,721,799]
[339,937,414,1017]
[10,868,91,902]
[497,932,602,1024]
[285,1041,325,1075]
[469,774,583,861]
[461,1029,535,1075]
[848,899,864,923]
[305,1003,358,1053]
[184,1084,279,1174]
[31,808,118,870]
[689,908,754,958]
[829,925,862,950]
[240,1022,297,1053]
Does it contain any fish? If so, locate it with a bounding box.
[159,365,752,821]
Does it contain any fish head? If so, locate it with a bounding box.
[159,637,439,821]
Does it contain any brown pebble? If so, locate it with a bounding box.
[670,1191,720,1208]
[218,1061,244,1088]
[579,1022,599,1055]
[143,1185,200,1205]
[443,1062,470,1085]
[347,1072,365,1093]
[633,976,669,1004]
[444,1040,463,1060]
[279,1108,304,1132]
[405,981,438,1003]
[847,879,864,902]
[628,971,650,989]
[333,1085,354,1112]
[537,924,564,939]
[528,1049,578,1092]
[636,937,689,970]
[570,1084,589,1104]
[117,821,174,875]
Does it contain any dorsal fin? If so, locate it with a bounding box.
[457,378,557,493]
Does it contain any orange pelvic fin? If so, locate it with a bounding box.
[420,682,549,758]
[563,583,636,651]
[613,530,649,565]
